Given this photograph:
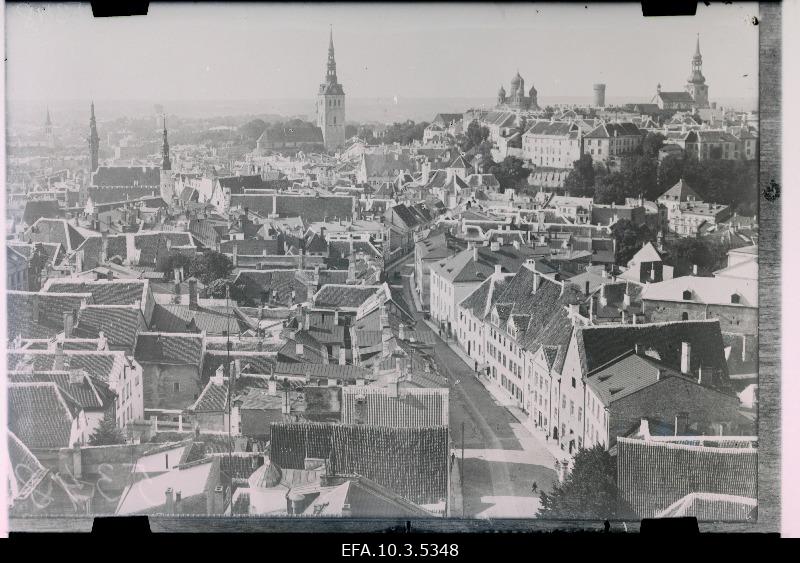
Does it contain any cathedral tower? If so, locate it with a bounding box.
[88,101,100,174]
[685,34,709,109]
[316,26,346,152]
[44,107,55,148]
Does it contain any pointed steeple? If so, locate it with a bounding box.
[326,24,338,84]
[88,101,100,173]
[694,33,701,58]
[161,114,171,171]
[45,107,52,127]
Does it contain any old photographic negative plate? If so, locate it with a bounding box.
[0,2,782,536]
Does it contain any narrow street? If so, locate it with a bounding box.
[398,260,558,518]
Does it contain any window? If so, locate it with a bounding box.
[173,382,180,393]
[571,377,576,388]
[681,312,689,321]
[682,290,692,300]
[562,396,566,409]
[731,294,740,304]
[570,400,574,415]
[578,407,582,420]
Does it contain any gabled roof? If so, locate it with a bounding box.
[74,305,143,349]
[658,179,702,202]
[135,332,205,365]
[641,275,757,307]
[92,166,161,187]
[576,320,730,383]
[8,382,81,449]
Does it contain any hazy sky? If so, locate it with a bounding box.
[6,2,759,102]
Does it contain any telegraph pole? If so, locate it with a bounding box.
[461,420,465,518]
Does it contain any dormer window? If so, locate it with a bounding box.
[682,290,692,300]
[731,293,740,304]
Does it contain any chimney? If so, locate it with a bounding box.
[212,485,224,515]
[584,281,590,297]
[697,366,704,386]
[165,488,175,515]
[389,374,400,398]
[589,296,594,324]
[473,245,478,261]
[513,239,520,250]
[101,232,109,263]
[692,264,698,276]
[623,291,631,310]
[188,278,198,310]
[680,341,691,374]
[54,341,66,370]
[600,283,608,307]
[304,309,311,330]
[490,240,500,252]
[268,379,277,395]
[398,323,406,340]
[63,312,74,338]
[533,272,540,293]
[295,342,304,356]
[232,242,238,267]
[494,264,502,277]
[674,412,689,436]
[174,491,183,515]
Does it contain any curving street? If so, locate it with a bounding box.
[398,259,557,518]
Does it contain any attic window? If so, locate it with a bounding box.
[682,290,692,300]
[731,294,740,304]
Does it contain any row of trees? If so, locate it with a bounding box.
[563,132,758,215]
[611,218,733,274]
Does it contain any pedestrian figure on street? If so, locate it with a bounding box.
[531,481,538,494]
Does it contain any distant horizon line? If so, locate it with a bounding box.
[8,95,757,103]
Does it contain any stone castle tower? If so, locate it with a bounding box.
[685,34,709,109]
[88,101,100,174]
[316,27,346,152]
[160,115,175,202]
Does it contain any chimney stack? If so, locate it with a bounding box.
[174,491,182,515]
[681,341,692,374]
[692,264,698,276]
[295,342,304,356]
[63,312,74,338]
[533,272,540,293]
[165,488,175,515]
[188,278,198,310]
[232,242,238,267]
[494,264,502,277]
[473,245,478,262]
[584,281,590,297]
[268,379,277,395]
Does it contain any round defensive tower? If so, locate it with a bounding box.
[593,83,606,108]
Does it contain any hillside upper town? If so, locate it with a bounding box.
[6,31,758,521]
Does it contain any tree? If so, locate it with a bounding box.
[611,219,654,265]
[641,132,665,159]
[381,120,429,145]
[188,251,234,286]
[563,154,596,196]
[159,253,193,281]
[538,445,633,520]
[619,155,659,201]
[207,277,252,306]
[238,119,267,141]
[662,237,728,276]
[656,154,686,194]
[461,120,490,152]
[345,124,358,139]
[489,156,529,192]
[593,171,627,204]
[88,417,127,446]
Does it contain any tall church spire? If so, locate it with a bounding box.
[88,101,100,173]
[161,114,171,171]
[326,25,338,84]
[45,107,52,127]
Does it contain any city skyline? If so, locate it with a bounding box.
[6,3,758,104]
